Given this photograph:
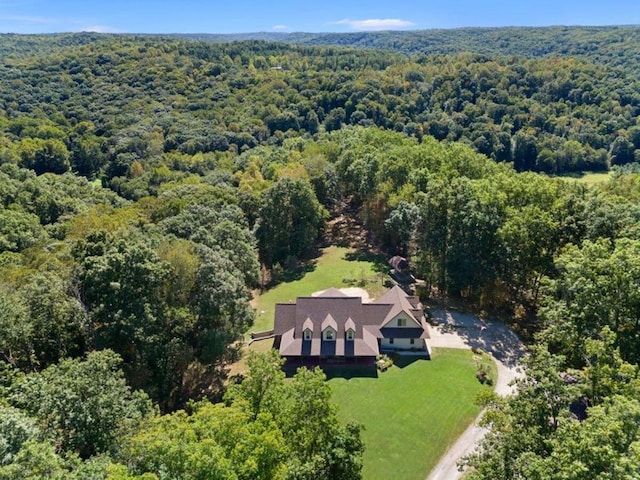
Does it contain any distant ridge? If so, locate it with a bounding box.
[1,25,638,68]
[169,26,640,63]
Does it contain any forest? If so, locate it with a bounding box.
[1,27,640,478]
[182,25,640,68]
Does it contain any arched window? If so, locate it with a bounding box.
[303,328,312,340]
[346,328,355,341]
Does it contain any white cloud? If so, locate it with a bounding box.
[333,18,415,31]
[80,24,121,33]
[272,24,288,31]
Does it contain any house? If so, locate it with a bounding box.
[272,286,429,367]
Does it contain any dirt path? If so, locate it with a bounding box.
[426,310,526,480]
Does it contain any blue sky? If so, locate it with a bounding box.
[1,0,639,34]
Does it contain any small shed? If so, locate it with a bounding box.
[389,256,410,274]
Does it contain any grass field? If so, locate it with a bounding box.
[329,348,496,480]
[556,171,612,185]
[226,338,274,379]
[250,246,387,334]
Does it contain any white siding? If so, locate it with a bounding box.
[388,313,420,328]
[380,338,426,350]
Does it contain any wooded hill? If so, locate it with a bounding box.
[178,25,640,67]
[1,28,639,177]
[1,28,640,478]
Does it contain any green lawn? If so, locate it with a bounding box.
[329,348,496,480]
[556,171,612,185]
[250,246,386,334]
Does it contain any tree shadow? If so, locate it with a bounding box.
[264,257,318,290]
[344,250,388,274]
[430,309,527,369]
[278,260,317,283]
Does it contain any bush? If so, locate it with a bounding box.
[376,354,394,372]
[475,366,493,386]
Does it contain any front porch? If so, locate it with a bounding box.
[379,338,431,358]
[282,355,378,377]
[284,355,376,367]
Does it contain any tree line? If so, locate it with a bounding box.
[184,25,640,70]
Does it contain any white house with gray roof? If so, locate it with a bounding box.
[272,285,429,366]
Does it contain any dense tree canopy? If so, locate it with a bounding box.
[257,177,326,267]
[7,350,153,458]
[1,29,639,181]
[1,27,640,477]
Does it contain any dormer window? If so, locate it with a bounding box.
[302,317,314,340]
[397,318,406,327]
[346,328,355,341]
[323,327,336,341]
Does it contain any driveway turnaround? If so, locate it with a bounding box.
[426,310,526,480]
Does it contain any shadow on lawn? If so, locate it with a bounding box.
[323,366,379,379]
[344,250,388,274]
[265,258,318,290]
[392,355,430,369]
[278,261,316,283]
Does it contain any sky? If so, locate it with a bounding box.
[1,0,639,34]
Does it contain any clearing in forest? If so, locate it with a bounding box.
[249,245,386,334]
[556,171,612,185]
[243,246,497,480]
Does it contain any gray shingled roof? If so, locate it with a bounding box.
[373,285,423,328]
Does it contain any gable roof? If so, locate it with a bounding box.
[278,325,379,357]
[321,313,338,331]
[389,256,409,272]
[345,317,356,331]
[373,285,423,328]
[302,317,314,331]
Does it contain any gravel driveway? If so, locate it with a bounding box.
[426,309,526,480]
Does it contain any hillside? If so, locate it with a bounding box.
[176,25,640,67]
[0,31,638,178]
[1,27,640,478]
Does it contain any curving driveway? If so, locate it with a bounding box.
[426,310,526,480]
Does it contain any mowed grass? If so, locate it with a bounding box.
[250,246,386,334]
[329,348,496,480]
[557,171,612,185]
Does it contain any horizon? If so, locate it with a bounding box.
[1,0,639,35]
[2,24,639,37]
